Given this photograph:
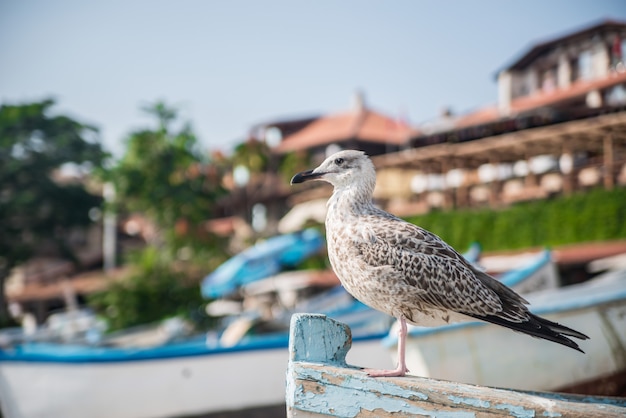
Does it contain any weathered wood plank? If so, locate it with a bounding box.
[286,313,626,417]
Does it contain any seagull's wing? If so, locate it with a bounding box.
[355,213,528,321]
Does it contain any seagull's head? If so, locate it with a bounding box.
[290,150,376,192]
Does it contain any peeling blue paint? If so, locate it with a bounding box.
[340,372,429,401]
[495,403,536,418]
[296,380,475,418]
[542,411,562,417]
[448,395,491,409]
[293,363,430,401]
[289,314,351,366]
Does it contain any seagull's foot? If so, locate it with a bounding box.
[364,365,409,378]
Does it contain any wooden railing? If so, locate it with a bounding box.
[286,313,626,417]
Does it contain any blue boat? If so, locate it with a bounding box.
[498,249,559,293]
[0,294,391,418]
[201,228,324,299]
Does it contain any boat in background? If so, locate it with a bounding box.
[0,294,393,418]
[201,228,324,299]
[497,249,559,293]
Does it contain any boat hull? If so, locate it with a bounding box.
[0,347,287,418]
[0,333,391,418]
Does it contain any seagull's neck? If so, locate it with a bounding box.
[328,182,376,216]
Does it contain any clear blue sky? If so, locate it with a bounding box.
[1,1,625,157]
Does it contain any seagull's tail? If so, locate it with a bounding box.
[467,312,590,353]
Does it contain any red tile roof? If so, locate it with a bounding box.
[510,71,626,113]
[274,108,413,153]
[453,105,500,129]
[454,71,626,129]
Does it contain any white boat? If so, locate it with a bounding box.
[384,267,626,395]
[0,293,392,418]
[497,249,559,294]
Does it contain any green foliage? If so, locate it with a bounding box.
[405,186,626,252]
[106,101,225,234]
[231,140,271,173]
[88,247,212,331]
[278,151,311,184]
[0,99,106,263]
[0,98,107,325]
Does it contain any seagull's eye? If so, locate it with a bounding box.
[334,158,344,166]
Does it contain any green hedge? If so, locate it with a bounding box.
[404,186,626,252]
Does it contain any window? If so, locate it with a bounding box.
[541,67,557,92]
[569,57,579,82]
[579,50,593,80]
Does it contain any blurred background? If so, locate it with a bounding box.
[1,1,626,418]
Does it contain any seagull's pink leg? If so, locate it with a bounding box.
[365,316,409,377]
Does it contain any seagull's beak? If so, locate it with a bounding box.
[290,169,325,184]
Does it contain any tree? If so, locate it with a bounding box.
[231,139,271,174]
[90,102,227,330]
[106,102,225,244]
[278,151,312,185]
[0,99,106,326]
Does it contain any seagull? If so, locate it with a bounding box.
[291,150,589,377]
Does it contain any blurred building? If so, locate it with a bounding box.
[373,19,626,215]
[222,19,626,232]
